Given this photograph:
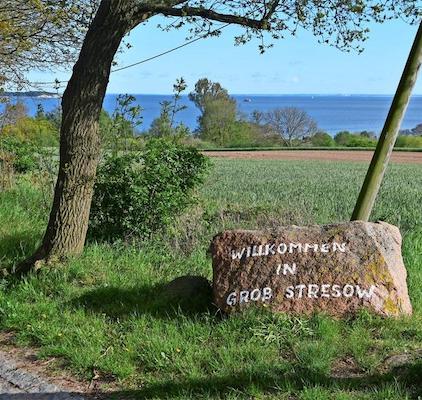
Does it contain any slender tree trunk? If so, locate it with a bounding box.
[16,1,135,274]
[351,22,422,221]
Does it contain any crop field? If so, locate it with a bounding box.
[204,149,422,163]
[0,159,421,399]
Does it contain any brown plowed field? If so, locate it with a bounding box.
[204,150,422,164]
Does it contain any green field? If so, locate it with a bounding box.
[0,159,421,399]
[201,146,422,152]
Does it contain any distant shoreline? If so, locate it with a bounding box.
[1,91,59,99]
[105,93,422,97]
[2,94,422,134]
[4,92,422,98]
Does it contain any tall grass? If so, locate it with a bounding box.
[0,160,421,399]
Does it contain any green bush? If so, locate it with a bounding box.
[0,110,59,173]
[221,121,261,148]
[333,131,352,146]
[89,138,210,241]
[0,136,39,172]
[395,135,422,148]
[1,116,58,146]
[334,131,377,147]
[310,132,335,147]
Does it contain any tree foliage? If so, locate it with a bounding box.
[310,131,336,147]
[261,107,318,146]
[0,102,28,128]
[153,0,420,53]
[334,131,377,147]
[0,0,98,86]
[189,78,230,114]
[0,101,58,146]
[0,101,59,172]
[395,134,422,147]
[199,96,238,145]
[189,78,241,145]
[1,0,420,88]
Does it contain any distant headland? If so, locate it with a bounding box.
[1,91,60,99]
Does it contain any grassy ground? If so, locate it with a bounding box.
[0,159,421,399]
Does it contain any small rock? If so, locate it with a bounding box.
[162,275,212,301]
[380,350,422,372]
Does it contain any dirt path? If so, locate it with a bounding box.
[0,350,85,399]
[204,150,422,164]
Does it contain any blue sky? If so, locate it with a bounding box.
[29,16,421,95]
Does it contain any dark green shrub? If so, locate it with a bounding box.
[0,136,38,172]
[89,138,210,241]
[310,132,335,147]
[0,110,59,173]
[346,135,377,147]
[1,116,58,146]
[395,135,422,148]
[334,131,377,147]
[221,121,261,148]
[334,131,352,146]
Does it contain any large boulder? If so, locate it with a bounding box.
[210,221,412,317]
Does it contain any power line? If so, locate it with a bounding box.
[29,22,232,88]
[112,23,231,73]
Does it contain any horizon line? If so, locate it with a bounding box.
[104,92,422,96]
[5,91,422,97]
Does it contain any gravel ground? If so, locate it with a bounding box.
[0,351,85,400]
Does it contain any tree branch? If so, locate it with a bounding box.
[136,3,273,31]
[264,0,280,20]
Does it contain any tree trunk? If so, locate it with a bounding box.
[16,1,135,274]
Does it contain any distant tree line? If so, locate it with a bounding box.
[2,77,422,154]
[139,77,422,149]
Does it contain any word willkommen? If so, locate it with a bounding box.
[231,241,347,260]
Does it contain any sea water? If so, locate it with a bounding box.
[3,94,422,135]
